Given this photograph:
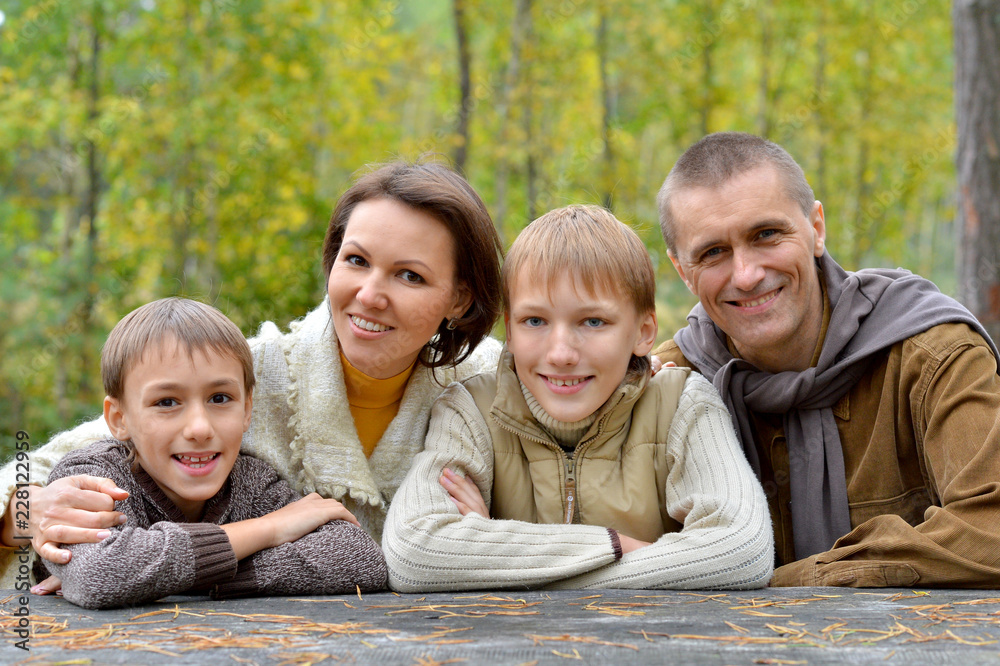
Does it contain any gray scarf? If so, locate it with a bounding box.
[674,250,999,560]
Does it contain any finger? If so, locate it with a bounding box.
[39,525,113,549]
[40,508,125,531]
[440,472,473,504]
[650,357,663,375]
[329,506,360,527]
[31,575,62,596]
[36,542,72,565]
[45,486,122,514]
[69,475,129,500]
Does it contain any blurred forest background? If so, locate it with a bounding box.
[0,0,960,460]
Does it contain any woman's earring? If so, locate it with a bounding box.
[446,318,459,330]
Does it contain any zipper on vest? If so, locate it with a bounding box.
[563,455,576,524]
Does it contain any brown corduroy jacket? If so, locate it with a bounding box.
[654,321,1000,588]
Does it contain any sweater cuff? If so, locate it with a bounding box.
[212,560,258,599]
[607,528,623,561]
[177,523,237,587]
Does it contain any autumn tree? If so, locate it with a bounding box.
[954,0,1000,341]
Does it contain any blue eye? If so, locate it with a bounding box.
[758,229,777,240]
[524,317,544,327]
[584,318,604,328]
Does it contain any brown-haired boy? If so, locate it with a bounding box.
[38,298,386,609]
[383,205,773,591]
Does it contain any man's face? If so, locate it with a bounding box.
[668,166,826,372]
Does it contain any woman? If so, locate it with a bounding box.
[0,162,504,588]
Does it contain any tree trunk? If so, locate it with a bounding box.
[452,0,472,174]
[493,0,532,240]
[597,4,614,210]
[954,0,1000,342]
[756,1,773,137]
[78,6,102,396]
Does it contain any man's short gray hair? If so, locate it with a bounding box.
[657,132,815,253]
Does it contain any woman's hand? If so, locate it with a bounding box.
[439,467,489,517]
[1,476,130,564]
[649,357,677,376]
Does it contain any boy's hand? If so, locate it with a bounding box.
[223,493,359,560]
[30,575,63,596]
[439,467,489,518]
[2,476,129,563]
[618,533,652,554]
[263,493,360,547]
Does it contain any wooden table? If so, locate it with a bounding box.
[4,587,1000,664]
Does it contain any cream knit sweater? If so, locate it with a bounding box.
[0,300,501,586]
[383,370,774,591]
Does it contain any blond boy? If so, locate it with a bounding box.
[38,298,386,609]
[383,205,773,590]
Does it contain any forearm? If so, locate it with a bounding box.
[551,377,774,591]
[771,513,1000,588]
[385,450,618,591]
[549,518,773,590]
[215,521,387,598]
[47,523,236,610]
[221,519,275,561]
[384,386,627,592]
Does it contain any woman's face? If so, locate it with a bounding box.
[328,198,471,379]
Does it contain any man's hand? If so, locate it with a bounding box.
[1,476,129,563]
[439,467,489,518]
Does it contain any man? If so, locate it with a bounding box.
[654,132,1000,587]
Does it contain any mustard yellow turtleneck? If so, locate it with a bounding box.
[340,352,416,458]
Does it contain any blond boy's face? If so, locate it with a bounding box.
[505,272,657,423]
[104,338,252,521]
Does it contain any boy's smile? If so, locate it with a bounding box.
[505,273,657,423]
[103,338,252,521]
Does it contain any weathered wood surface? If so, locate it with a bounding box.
[3,587,1000,664]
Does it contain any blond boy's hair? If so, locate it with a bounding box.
[502,205,656,377]
[102,297,255,401]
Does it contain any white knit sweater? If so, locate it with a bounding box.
[0,300,501,586]
[383,372,774,591]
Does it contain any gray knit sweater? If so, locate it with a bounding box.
[41,440,388,610]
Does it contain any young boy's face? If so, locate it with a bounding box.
[104,338,252,521]
[505,271,657,423]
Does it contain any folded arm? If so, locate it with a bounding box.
[772,330,1000,587]
[382,384,621,593]
[549,375,773,590]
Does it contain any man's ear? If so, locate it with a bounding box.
[668,251,695,294]
[810,200,826,257]
[633,311,658,357]
[104,396,130,441]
